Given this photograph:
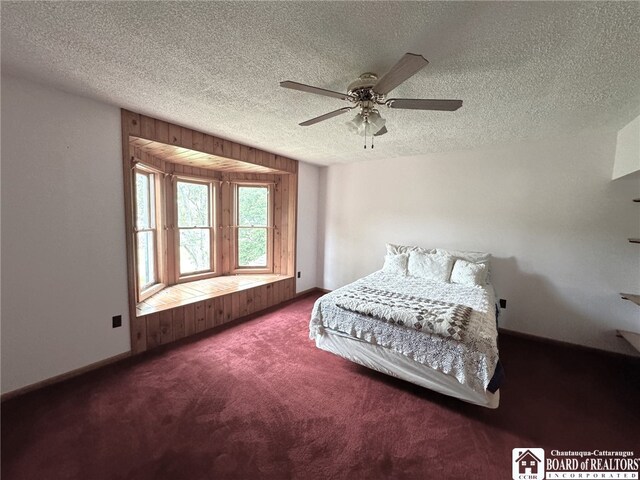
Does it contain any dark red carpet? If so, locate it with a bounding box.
[2,293,639,479]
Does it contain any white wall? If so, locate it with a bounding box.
[612,115,640,180]
[319,131,640,354]
[1,75,131,394]
[296,162,321,292]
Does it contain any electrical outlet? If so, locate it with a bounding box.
[297,271,301,278]
[499,299,507,309]
[112,315,122,328]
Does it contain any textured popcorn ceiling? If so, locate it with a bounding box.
[2,2,639,166]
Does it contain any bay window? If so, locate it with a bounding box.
[132,162,278,303]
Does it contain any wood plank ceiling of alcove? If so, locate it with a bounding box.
[130,136,283,174]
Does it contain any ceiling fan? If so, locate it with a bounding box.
[280,53,462,145]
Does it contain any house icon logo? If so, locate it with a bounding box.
[512,448,545,480]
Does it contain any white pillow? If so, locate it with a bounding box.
[436,248,492,283]
[382,253,409,275]
[450,259,488,286]
[407,251,454,282]
[386,243,435,255]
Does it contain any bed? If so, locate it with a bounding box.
[309,245,504,409]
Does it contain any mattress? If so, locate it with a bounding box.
[309,270,501,407]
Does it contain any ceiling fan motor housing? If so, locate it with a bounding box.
[347,73,385,106]
[347,73,377,92]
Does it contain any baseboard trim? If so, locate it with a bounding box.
[6,311,633,402]
[295,287,329,298]
[1,351,132,402]
[498,327,640,359]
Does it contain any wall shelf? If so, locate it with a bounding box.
[621,293,640,306]
[618,198,640,353]
[617,330,640,353]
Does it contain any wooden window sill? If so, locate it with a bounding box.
[136,274,293,317]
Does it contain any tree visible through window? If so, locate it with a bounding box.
[176,180,213,275]
[236,186,269,268]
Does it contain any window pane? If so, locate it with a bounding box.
[177,181,209,227]
[135,172,151,230]
[179,228,211,274]
[238,228,267,267]
[238,186,268,226]
[137,231,155,288]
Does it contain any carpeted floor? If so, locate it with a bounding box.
[2,293,639,479]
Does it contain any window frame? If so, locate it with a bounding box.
[231,182,274,274]
[133,164,165,302]
[172,175,220,283]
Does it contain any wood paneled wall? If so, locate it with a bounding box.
[122,110,298,354]
[130,277,296,354]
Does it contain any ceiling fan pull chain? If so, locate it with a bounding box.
[364,129,367,149]
[371,134,375,149]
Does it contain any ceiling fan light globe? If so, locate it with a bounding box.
[346,113,365,134]
[368,112,386,133]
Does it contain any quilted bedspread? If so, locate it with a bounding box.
[310,271,499,395]
[334,285,472,341]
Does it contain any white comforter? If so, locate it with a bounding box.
[309,271,499,395]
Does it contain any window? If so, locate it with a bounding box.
[175,178,216,278]
[234,184,272,271]
[134,168,162,299]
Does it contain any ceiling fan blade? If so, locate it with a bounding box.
[280,81,352,101]
[373,53,429,95]
[299,107,354,126]
[386,98,463,111]
[374,126,388,136]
